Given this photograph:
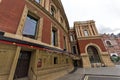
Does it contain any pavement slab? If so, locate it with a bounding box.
[56,65,120,80]
[84,75,120,80]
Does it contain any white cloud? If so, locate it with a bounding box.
[61,0,120,34]
[97,24,120,34]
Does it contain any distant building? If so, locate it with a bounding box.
[101,33,120,57]
[70,20,114,68]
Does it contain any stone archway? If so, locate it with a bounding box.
[87,46,101,67]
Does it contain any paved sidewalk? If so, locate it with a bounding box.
[56,65,120,80]
[85,75,120,80]
[56,68,84,80]
[83,65,120,76]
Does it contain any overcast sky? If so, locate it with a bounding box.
[61,0,120,34]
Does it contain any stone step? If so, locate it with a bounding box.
[14,77,29,80]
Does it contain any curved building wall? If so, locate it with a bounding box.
[0,0,74,80]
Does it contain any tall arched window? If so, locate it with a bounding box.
[87,46,101,63]
[50,5,56,17]
[84,30,89,36]
[106,41,112,46]
[35,0,40,3]
[51,27,58,46]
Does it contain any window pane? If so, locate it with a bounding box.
[23,15,38,38]
[70,35,73,41]
[52,29,57,46]
[64,36,67,50]
[35,0,40,3]
[106,41,112,46]
[72,46,77,54]
[87,46,101,63]
[54,57,58,64]
[51,6,55,16]
[84,30,89,36]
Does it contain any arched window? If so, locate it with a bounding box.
[84,30,89,36]
[70,35,74,42]
[60,17,63,23]
[87,46,101,63]
[35,0,40,3]
[51,27,58,46]
[106,41,112,46]
[50,5,56,17]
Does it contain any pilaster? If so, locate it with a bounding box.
[8,46,21,80]
[88,24,93,36]
[16,5,28,35]
[81,53,91,68]
[100,52,115,67]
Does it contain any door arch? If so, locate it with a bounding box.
[87,46,101,63]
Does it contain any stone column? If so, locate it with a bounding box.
[75,26,80,38]
[88,24,93,36]
[16,6,28,35]
[45,0,50,11]
[100,52,115,67]
[80,25,84,37]
[81,53,91,68]
[8,47,21,80]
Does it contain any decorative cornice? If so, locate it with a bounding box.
[81,53,88,57]
[2,32,63,53]
[77,35,102,40]
[1,31,81,59]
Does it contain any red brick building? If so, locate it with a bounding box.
[0,0,77,80]
[70,20,114,68]
[101,33,120,57]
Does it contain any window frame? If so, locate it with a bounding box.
[35,0,40,3]
[63,36,67,51]
[22,12,39,39]
[106,40,112,46]
[87,46,101,63]
[51,27,58,46]
[50,5,56,17]
[84,30,89,36]
[54,57,58,64]
[72,45,77,54]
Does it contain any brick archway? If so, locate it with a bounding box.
[87,46,101,63]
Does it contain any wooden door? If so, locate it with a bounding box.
[14,51,31,79]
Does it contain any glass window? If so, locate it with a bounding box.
[23,15,38,39]
[60,17,63,23]
[106,41,112,46]
[84,30,89,36]
[87,46,101,63]
[72,46,77,54]
[35,0,40,3]
[64,36,67,51]
[50,6,56,17]
[52,28,57,46]
[70,35,73,42]
[54,57,58,64]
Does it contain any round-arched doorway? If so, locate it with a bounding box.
[87,46,102,67]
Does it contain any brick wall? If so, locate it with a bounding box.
[0,0,25,33]
[42,16,51,44]
[78,38,106,53]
